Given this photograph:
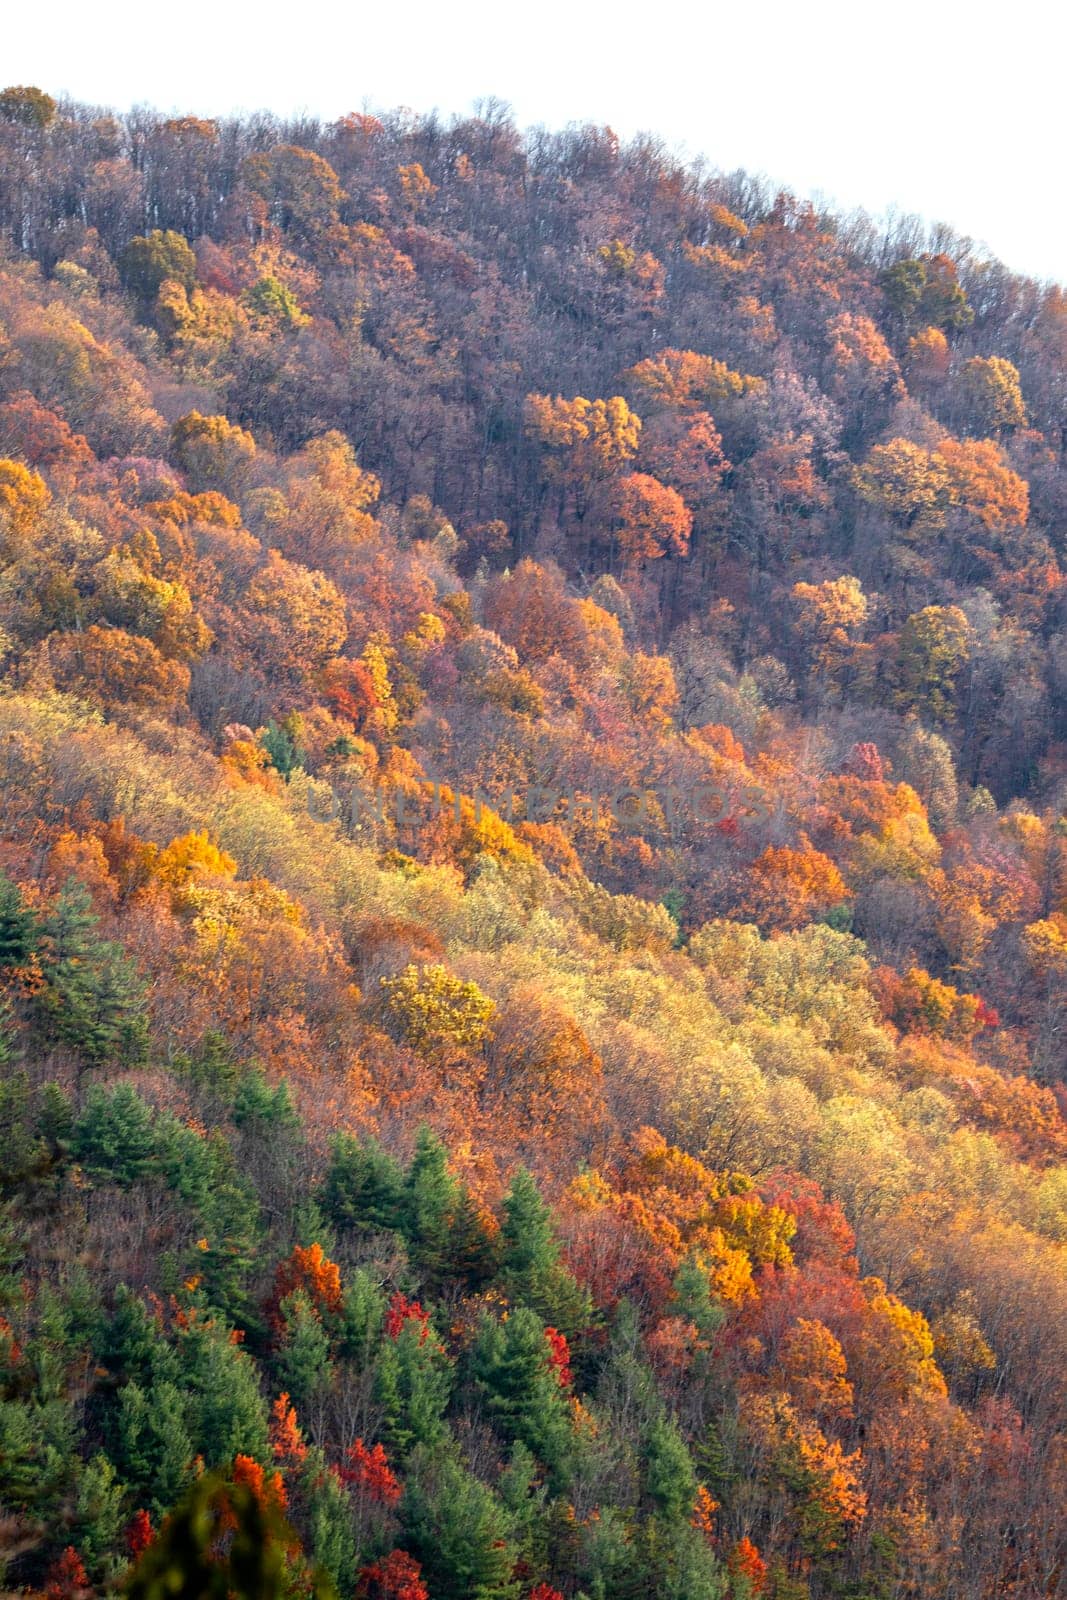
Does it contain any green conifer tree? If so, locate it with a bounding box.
[300,1445,358,1593]
[115,1378,195,1516]
[642,1415,697,1521]
[446,1183,500,1291]
[36,1080,73,1157]
[179,1318,269,1467]
[275,1289,332,1412]
[0,870,37,969]
[290,1196,338,1258]
[498,1168,592,1336]
[403,1125,462,1289]
[321,1132,405,1235]
[99,1284,179,1389]
[233,1067,300,1130]
[0,995,19,1066]
[337,1267,387,1365]
[672,1254,725,1339]
[73,1451,126,1575]
[181,1029,241,1100]
[72,1084,157,1187]
[497,1442,550,1577]
[471,1307,574,1487]
[375,1315,451,1455]
[37,880,148,1067]
[402,1447,519,1600]
[0,1066,44,1191]
[643,1520,724,1600]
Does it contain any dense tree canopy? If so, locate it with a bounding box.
[0,84,1065,1600]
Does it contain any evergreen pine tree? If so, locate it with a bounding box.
[181,1028,241,1100]
[72,1084,157,1187]
[274,1289,332,1412]
[497,1442,550,1577]
[260,718,305,781]
[642,1415,697,1521]
[320,1132,405,1235]
[402,1447,519,1600]
[498,1168,592,1336]
[113,1378,153,1486]
[0,870,37,969]
[300,1444,358,1594]
[499,1168,556,1285]
[375,1315,451,1455]
[115,1378,195,1517]
[154,1111,217,1209]
[594,1301,662,1437]
[0,1200,24,1310]
[402,1127,500,1292]
[179,1318,269,1467]
[165,1131,265,1326]
[233,1066,300,1130]
[72,1451,126,1575]
[338,1267,387,1365]
[147,1384,198,1518]
[0,1065,44,1191]
[471,1307,574,1488]
[403,1125,461,1289]
[445,1183,500,1291]
[58,1266,104,1352]
[36,1081,73,1157]
[290,1196,338,1259]
[577,1504,641,1600]
[692,1415,741,1501]
[671,1254,726,1344]
[98,1284,179,1389]
[643,1519,724,1600]
[0,995,19,1066]
[0,1395,41,1506]
[197,1175,263,1329]
[37,879,148,1067]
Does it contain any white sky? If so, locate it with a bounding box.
[8,0,1066,283]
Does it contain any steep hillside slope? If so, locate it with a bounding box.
[0,85,1065,1600]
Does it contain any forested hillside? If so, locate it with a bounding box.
[0,83,1066,1600]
